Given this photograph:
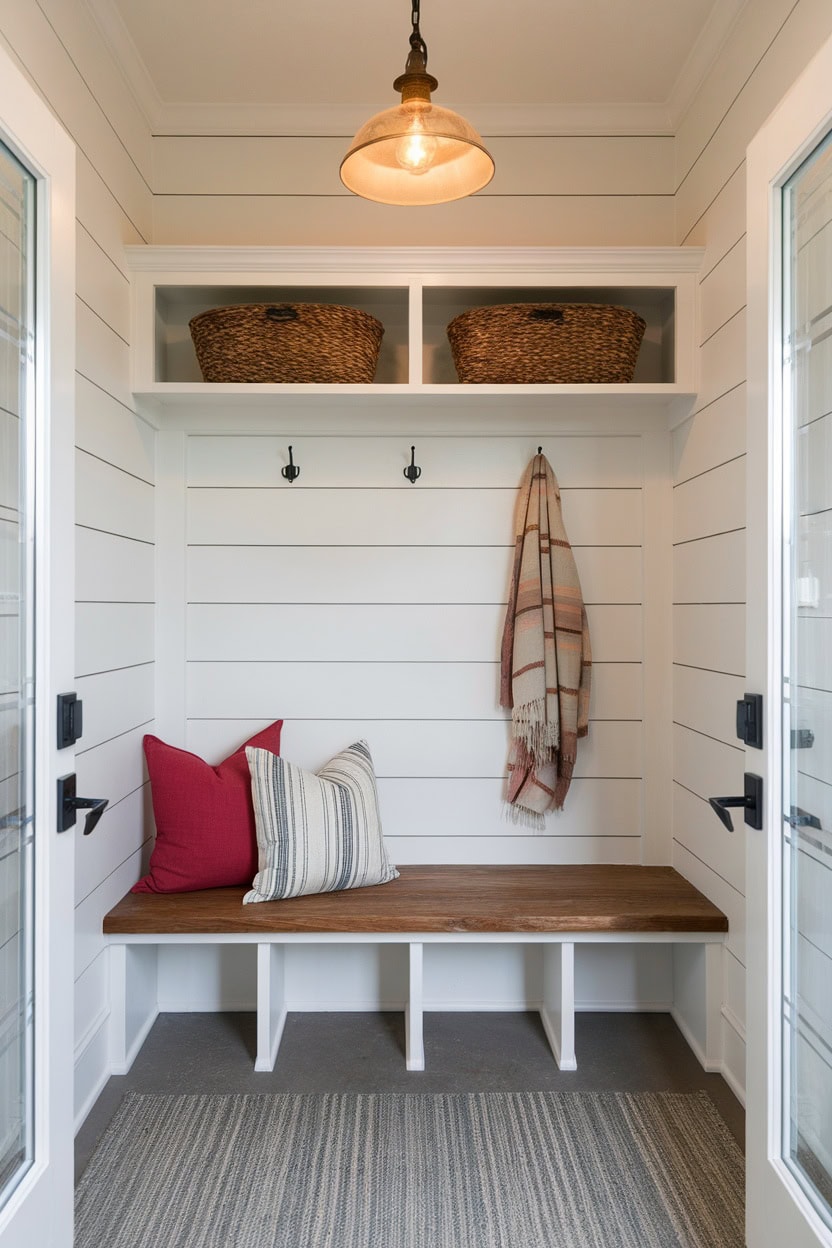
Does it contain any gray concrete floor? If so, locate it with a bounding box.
[76,1010,744,1182]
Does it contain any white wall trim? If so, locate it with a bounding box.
[124,243,705,275]
[666,0,749,131]
[670,1005,722,1073]
[720,1058,747,1108]
[109,1007,159,1078]
[76,0,751,141]
[721,1003,746,1044]
[81,0,166,132]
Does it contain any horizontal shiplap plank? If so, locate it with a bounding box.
[75,221,130,344]
[681,162,746,271]
[386,835,641,866]
[187,487,642,547]
[672,383,746,485]
[75,845,149,980]
[673,722,744,803]
[187,659,641,721]
[186,718,642,781]
[186,434,644,490]
[802,332,832,428]
[75,784,151,907]
[75,374,153,483]
[794,686,832,788]
[673,840,746,966]
[673,664,745,747]
[695,309,746,414]
[75,663,155,751]
[674,0,832,232]
[187,543,642,607]
[0,0,152,238]
[75,451,154,543]
[74,950,109,1052]
[673,604,745,675]
[76,723,149,811]
[37,0,152,181]
[186,602,641,663]
[76,603,154,677]
[155,135,674,197]
[76,297,130,407]
[673,529,746,604]
[699,236,746,345]
[798,617,832,694]
[673,457,746,545]
[152,195,676,249]
[376,777,641,839]
[797,841,832,963]
[800,512,832,618]
[76,527,154,603]
[76,153,144,276]
[672,780,745,896]
[799,410,832,516]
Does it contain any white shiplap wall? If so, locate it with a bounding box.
[151,134,675,248]
[0,0,156,1126]
[151,421,673,1014]
[671,0,832,1100]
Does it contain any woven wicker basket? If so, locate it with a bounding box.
[446,303,646,384]
[189,303,384,384]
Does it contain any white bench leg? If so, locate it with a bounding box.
[405,941,425,1071]
[540,941,577,1071]
[256,943,287,1072]
[109,943,158,1075]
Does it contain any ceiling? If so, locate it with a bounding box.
[85,0,748,134]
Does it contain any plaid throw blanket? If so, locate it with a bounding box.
[500,452,591,826]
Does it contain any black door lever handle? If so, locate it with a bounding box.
[57,774,109,835]
[73,796,109,836]
[709,773,763,831]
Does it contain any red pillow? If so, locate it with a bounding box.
[133,721,283,893]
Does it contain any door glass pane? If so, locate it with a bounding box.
[782,130,832,1226]
[0,139,35,1206]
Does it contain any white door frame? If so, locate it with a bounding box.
[0,42,77,1248]
[746,31,832,1248]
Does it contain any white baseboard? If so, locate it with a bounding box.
[74,1008,112,1135]
[110,1005,159,1076]
[719,1057,747,1106]
[670,1005,722,1073]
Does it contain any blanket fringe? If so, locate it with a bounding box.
[510,698,559,769]
[502,801,546,832]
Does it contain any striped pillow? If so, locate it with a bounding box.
[243,740,399,904]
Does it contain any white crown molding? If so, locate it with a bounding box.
[81,0,165,131]
[666,0,749,131]
[84,0,739,140]
[151,100,674,138]
[124,244,705,274]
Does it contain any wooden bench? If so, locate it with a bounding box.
[104,864,728,1076]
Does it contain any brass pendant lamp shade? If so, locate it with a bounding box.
[340,1,495,206]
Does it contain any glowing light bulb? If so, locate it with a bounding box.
[395,127,438,174]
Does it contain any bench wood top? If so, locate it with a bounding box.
[104,865,728,936]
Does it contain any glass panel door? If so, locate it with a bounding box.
[0,139,35,1207]
[782,130,832,1228]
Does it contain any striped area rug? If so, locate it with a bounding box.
[75,1091,744,1248]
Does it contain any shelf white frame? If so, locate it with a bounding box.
[126,245,703,424]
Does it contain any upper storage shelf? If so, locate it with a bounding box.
[126,246,703,415]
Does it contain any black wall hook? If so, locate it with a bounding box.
[403,445,422,484]
[537,446,543,455]
[281,445,300,483]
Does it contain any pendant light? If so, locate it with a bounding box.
[340,0,495,207]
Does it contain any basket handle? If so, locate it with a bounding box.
[529,307,564,323]
[265,305,299,322]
